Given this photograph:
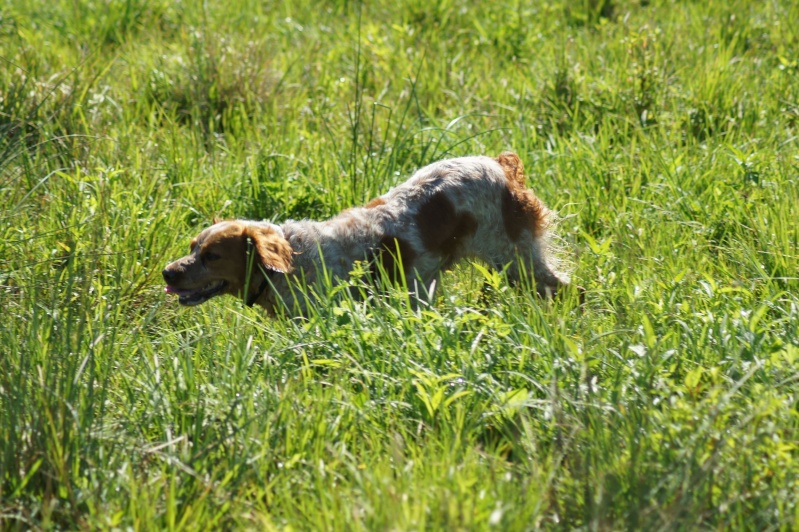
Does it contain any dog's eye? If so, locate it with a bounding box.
[203,252,221,262]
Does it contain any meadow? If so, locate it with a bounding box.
[1,0,798,528]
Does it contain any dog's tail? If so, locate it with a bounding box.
[495,151,526,189]
[494,151,549,237]
[495,151,573,289]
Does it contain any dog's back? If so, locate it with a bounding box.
[283,153,566,299]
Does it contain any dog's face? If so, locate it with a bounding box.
[162,220,292,306]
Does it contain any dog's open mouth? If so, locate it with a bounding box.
[165,281,227,306]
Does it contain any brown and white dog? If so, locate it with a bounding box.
[162,152,569,315]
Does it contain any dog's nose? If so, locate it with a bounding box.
[162,268,178,283]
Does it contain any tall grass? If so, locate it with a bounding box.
[1,0,798,528]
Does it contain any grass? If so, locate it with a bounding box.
[1,0,798,528]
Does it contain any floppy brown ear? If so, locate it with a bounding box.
[247,226,293,274]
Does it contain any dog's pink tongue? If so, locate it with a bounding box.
[164,286,178,294]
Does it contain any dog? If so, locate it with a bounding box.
[162,152,569,316]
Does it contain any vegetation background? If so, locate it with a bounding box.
[1,0,798,528]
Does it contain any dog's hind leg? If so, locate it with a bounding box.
[497,235,566,299]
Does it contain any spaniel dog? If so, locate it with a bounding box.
[163,152,569,315]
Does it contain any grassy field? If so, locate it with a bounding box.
[2,0,798,528]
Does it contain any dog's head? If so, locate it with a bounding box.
[162,220,293,306]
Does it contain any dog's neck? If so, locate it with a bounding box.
[242,232,274,308]
[245,272,270,307]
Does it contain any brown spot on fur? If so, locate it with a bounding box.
[365,197,386,208]
[416,191,478,260]
[246,226,293,273]
[373,236,416,284]
[342,213,362,230]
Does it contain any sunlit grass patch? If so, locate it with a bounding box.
[1,0,798,529]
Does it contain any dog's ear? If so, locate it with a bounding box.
[247,226,293,274]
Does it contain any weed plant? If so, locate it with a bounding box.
[1,0,798,528]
